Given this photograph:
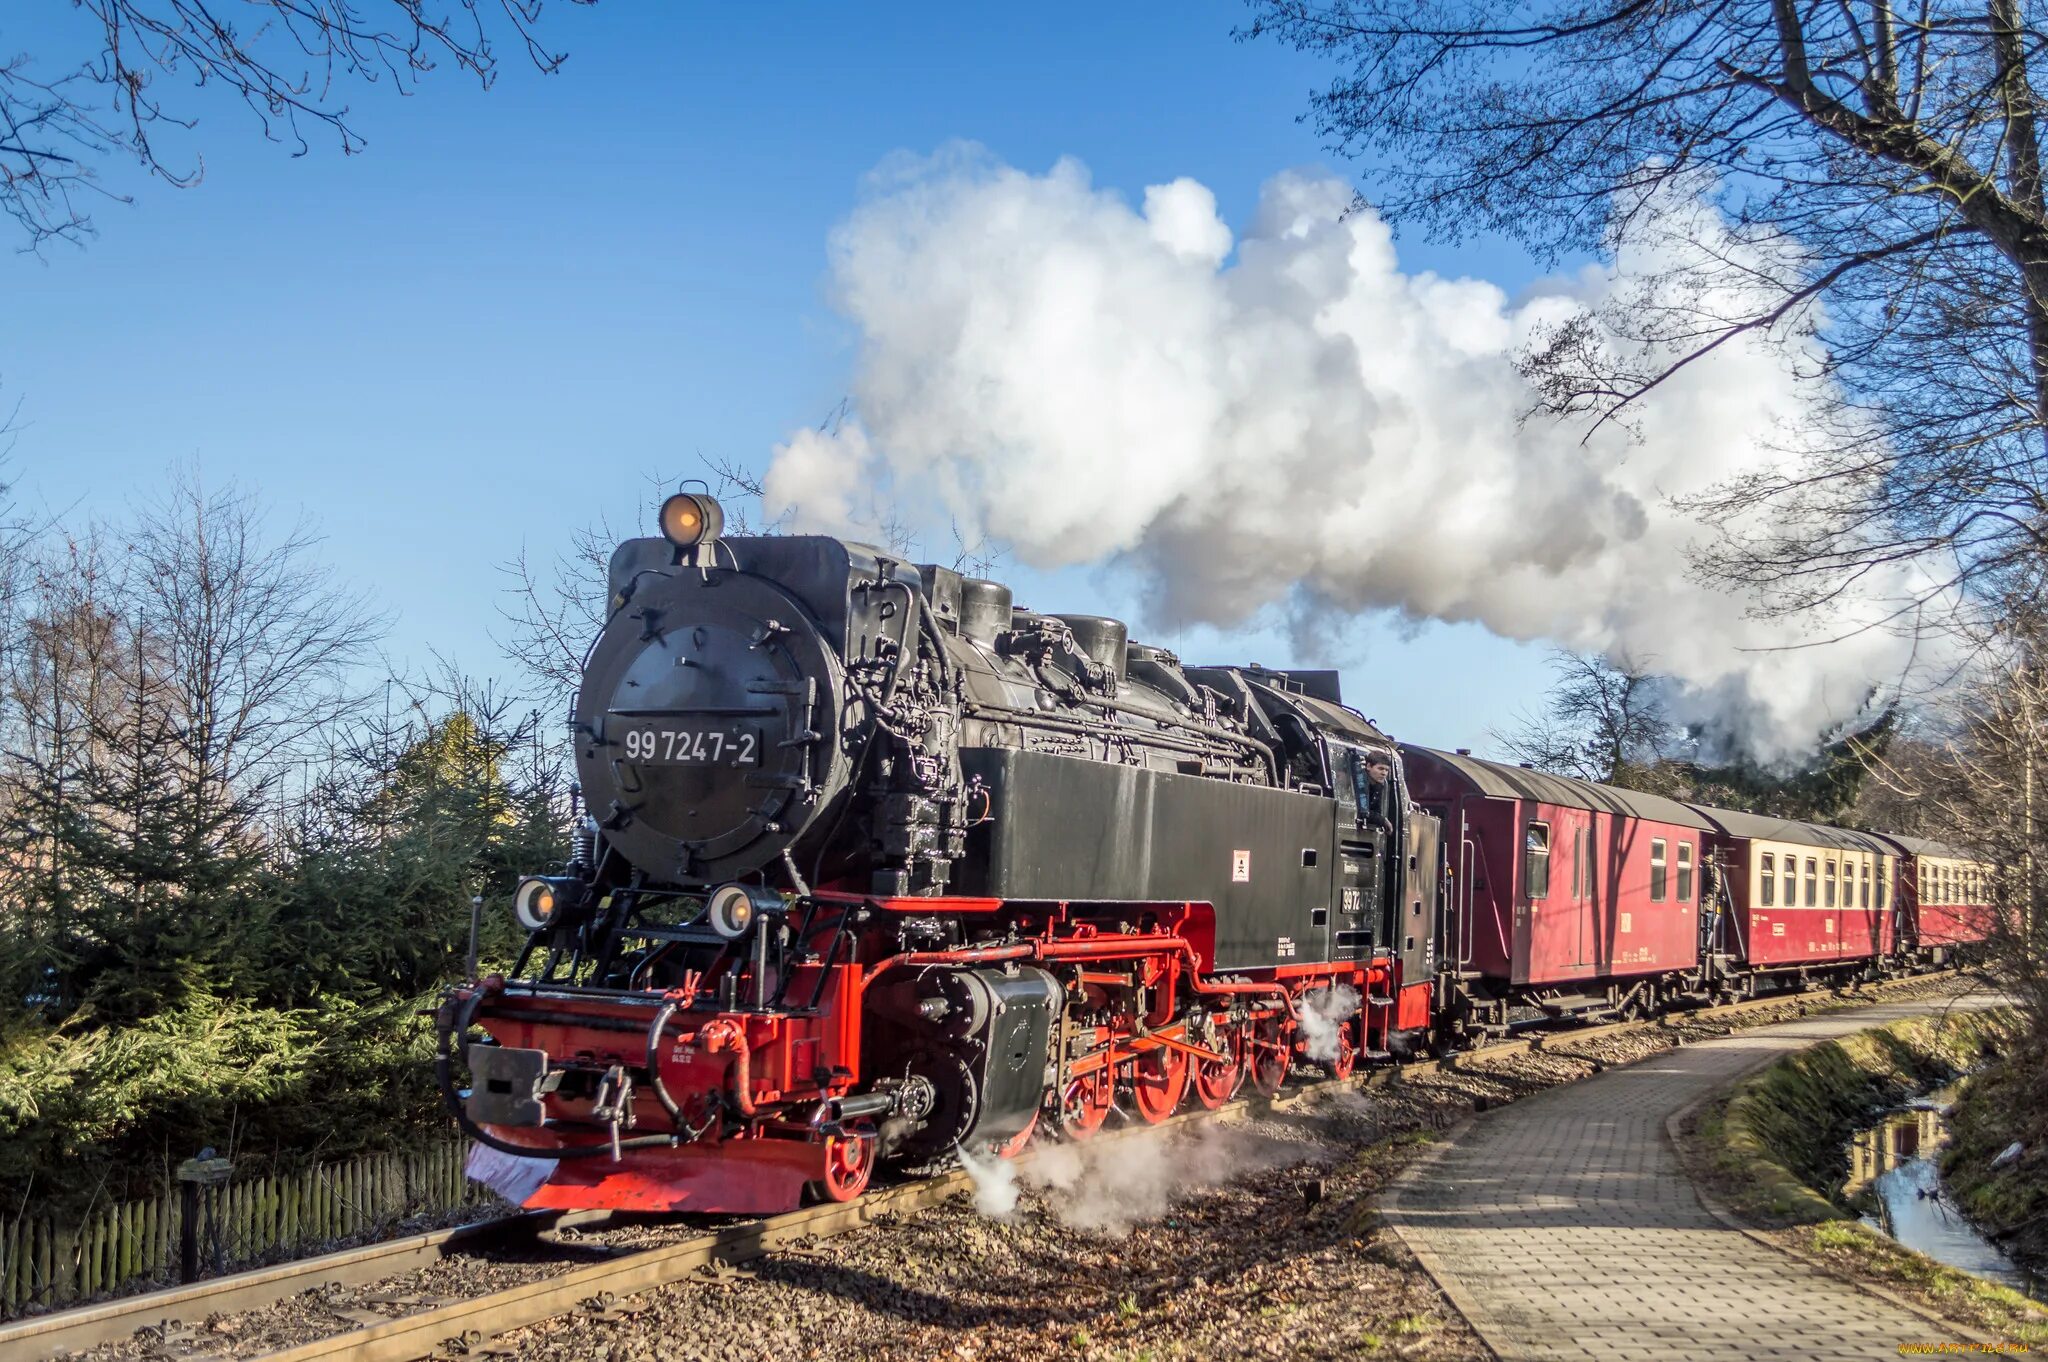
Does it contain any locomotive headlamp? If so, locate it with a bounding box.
[512,875,584,933]
[705,882,786,940]
[658,492,724,549]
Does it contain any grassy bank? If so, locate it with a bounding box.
[1942,1027,2048,1280]
[1682,1008,2047,1347]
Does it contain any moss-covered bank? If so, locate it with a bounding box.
[1942,1025,2048,1279]
[1683,1008,2047,1347]
[1700,1010,2018,1223]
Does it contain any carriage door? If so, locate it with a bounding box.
[1330,743,1388,962]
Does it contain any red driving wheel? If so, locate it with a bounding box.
[1129,1045,1189,1124]
[994,1111,1039,1159]
[1324,1022,1357,1081]
[1193,1026,1245,1110]
[1060,1067,1113,1140]
[811,1125,875,1203]
[1249,1015,1290,1098]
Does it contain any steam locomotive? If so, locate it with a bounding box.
[436,494,1993,1213]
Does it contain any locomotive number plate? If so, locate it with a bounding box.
[618,724,759,766]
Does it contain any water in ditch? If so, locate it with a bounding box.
[1843,1082,2039,1298]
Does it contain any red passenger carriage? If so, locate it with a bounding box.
[1882,835,1998,957]
[1690,809,1901,983]
[1401,748,1712,1032]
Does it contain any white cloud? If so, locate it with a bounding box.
[766,145,1947,757]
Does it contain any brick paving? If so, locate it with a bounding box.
[1383,995,2006,1362]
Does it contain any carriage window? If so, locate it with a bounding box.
[1526,822,1551,899]
[1760,852,1776,907]
[1782,858,1796,907]
[1805,858,1819,906]
[1677,843,1694,901]
[1859,861,1870,909]
[1649,838,1668,901]
[1824,860,1837,908]
[1879,869,1889,911]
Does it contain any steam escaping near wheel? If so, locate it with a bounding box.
[764,146,1957,760]
[956,1123,1319,1235]
[1295,985,1362,1065]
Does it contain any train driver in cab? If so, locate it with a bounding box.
[1363,753,1395,834]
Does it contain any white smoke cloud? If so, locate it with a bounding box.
[764,145,1949,756]
[1293,984,1361,1065]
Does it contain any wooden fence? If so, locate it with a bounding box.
[0,1140,486,1318]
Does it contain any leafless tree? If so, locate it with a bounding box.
[1243,0,2048,634]
[122,472,384,815]
[1494,648,1674,782]
[2,0,591,250]
[1860,597,2046,1021]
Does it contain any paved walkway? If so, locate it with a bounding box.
[1384,994,2005,1362]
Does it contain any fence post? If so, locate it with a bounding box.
[175,1152,233,1284]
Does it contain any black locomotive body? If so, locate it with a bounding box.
[441,507,1438,1212]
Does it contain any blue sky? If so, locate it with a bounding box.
[3,3,1557,753]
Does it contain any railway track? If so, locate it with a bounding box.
[0,969,1968,1362]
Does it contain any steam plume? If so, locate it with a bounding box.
[765,146,1948,757]
[957,1122,1310,1235]
[1293,985,1361,1065]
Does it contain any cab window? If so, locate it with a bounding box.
[1526,822,1551,899]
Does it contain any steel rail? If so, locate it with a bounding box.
[0,969,1963,1362]
[0,1209,619,1362]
